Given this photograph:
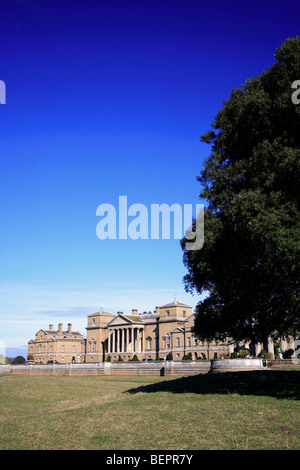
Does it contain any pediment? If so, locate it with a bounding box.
[171,325,186,334]
[36,329,47,336]
[107,314,133,327]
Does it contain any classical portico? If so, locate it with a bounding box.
[84,300,233,362]
[106,312,145,356]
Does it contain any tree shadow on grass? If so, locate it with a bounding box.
[126,370,300,400]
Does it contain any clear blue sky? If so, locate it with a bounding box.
[0,0,299,356]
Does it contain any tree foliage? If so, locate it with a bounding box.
[181,37,300,343]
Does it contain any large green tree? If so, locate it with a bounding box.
[181,37,300,343]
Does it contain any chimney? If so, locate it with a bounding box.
[58,323,63,334]
[132,309,138,315]
[49,324,53,330]
[117,311,123,316]
[68,323,72,333]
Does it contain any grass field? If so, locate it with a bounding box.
[0,370,299,450]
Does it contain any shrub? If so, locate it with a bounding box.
[106,355,111,362]
[131,355,139,362]
[182,352,192,360]
[12,356,25,364]
[118,355,123,362]
[260,350,273,359]
[264,353,273,359]
[239,349,250,358]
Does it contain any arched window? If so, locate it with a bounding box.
[146,336,152,350]
[166,333,171,349]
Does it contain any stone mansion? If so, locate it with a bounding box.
[27,299,297,364]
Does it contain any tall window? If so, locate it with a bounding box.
[62,345,64,354]
[166,333,171,348]
[177,337,180,347]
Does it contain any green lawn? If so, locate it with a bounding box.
[0,371,299,450]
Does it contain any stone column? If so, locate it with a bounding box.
[130,328,134,353]
[140,328,143,352]
[136,329,140,352]
[111,330,114,354]
[124,328,127,353]
[114,329,117,353]
[108,329,112,354]
[280,337,288,354]
[142,328,145,354]
[128,328,131,353]
[267,337,274,358]
[121,328,125,353]
[118,329,121,353]
[255,342,262,357]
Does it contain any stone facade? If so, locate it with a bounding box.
[28,323,84,364]
[84,300,229,362]
[28,299,299,363]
